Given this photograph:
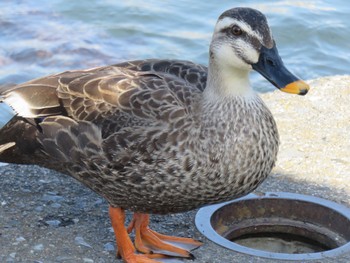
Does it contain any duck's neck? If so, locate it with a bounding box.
[203,58,254,102]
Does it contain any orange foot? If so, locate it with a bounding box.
[126,213,203,258]
[109,206,164,263]
[109,206,202,263]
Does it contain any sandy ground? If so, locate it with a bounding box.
[1,75,350,263]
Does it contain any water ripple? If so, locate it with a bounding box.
[0,0,349,91]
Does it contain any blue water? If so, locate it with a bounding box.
[0,0,349,93]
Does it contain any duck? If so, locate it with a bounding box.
[0,7,309,263]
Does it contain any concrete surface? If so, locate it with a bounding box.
[1,75,350,263]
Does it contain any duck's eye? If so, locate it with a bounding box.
[231,25,242,36]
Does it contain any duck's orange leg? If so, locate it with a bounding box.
[127,213,202,258]
[109,207,163,263]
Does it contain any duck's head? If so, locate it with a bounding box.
[209,7,309,95]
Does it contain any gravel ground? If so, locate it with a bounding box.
[1,75,349,263]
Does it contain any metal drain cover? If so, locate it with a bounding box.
[195,192,350,261]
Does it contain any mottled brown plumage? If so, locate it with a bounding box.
[0,7,309,262]
[0,59,278,213]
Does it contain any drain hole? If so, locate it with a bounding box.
[196,193,350,260]
[231,231,333,254]
[226,224,339,254]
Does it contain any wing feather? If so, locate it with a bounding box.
[1,59,207,139]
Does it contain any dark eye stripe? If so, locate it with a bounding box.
[220,26,231,34]
[220,26,261,51]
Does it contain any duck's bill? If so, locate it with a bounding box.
[252,43,309,95]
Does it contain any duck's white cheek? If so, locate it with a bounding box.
[239,40,259,64]
[215,44,249,69]
[214,39,259,69]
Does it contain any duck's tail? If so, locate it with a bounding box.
[0,114,42,165]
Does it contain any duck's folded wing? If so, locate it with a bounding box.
[0,61,204,164]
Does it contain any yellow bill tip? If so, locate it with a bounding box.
[281,80,310,95]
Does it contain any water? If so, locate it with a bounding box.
[0,1,349,91]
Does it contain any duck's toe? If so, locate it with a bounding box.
[128,213,202,258]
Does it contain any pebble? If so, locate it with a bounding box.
[93,198,104,205]
[35,206,44,212]
[103,242,115,251]
[7,219,20,227]
[15,236,26,242]
[75,236,92,249]
[56,256,76,262]
[38,179,49,183]
[33,244,44,251]
[50,203,61,209]
[42,194,64,202]
[45,219,61,227]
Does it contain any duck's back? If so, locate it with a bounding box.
[0,59,207,167]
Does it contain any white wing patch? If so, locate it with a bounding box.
[4,93,37,118]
